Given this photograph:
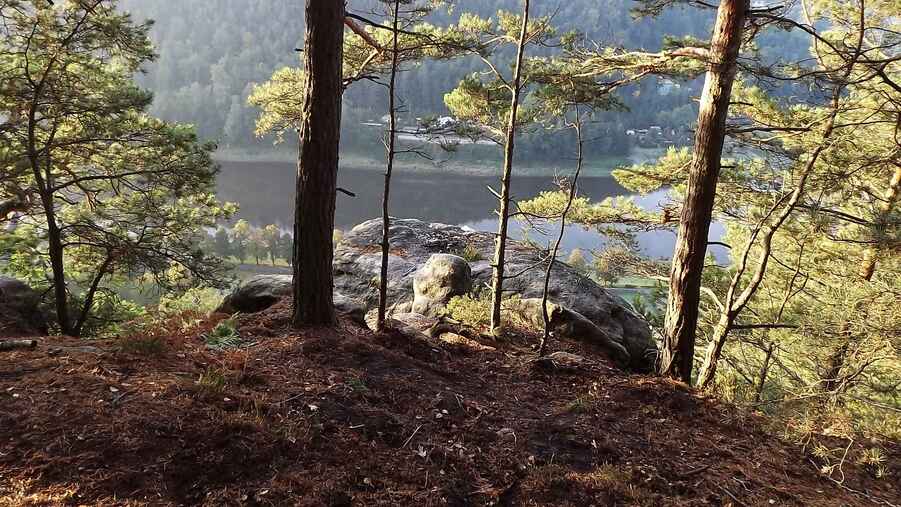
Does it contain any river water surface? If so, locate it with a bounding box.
[216,160,725,261]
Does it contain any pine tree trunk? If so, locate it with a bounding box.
[696,313,731,388]
[659,0,748,383]
[859,165,901,280]
[489,0,530,336]
[821,342,848,395]
[29,137,71,336]
[292,0,343,327]
[43,194,71,335]
[377,0,401,332]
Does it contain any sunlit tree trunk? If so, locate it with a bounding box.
[659,0,748,383]
[489,0,530,336]
[292,0,344,327]
[859,165,901,280]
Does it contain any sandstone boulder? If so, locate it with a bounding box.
[411,254,472,316]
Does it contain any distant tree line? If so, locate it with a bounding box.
[201,221,293,267]
[116,0,721,159]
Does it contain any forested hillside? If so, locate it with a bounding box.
[119,0,713,157]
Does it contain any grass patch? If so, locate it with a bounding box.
[197,367,228,394]
[204,317,243,350]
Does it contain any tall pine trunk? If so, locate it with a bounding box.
[292,0,344,327]
[489,0,530,336]
[658,0,748,383]
[377,0,401,331]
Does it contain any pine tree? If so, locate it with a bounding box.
[292,0,344,326]
[0,0,234,336]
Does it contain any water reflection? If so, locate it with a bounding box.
[216,160,725,261]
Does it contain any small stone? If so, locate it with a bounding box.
[497,427,516,442]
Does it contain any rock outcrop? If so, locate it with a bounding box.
[216,274,364,324]
[218,218,656,370]
[0,277,48,337]
[216,275,292,314]
[335,219,656,370]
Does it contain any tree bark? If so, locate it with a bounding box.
[489,0,530,336]
[821,342,849,395]
[658,0,748,383]
[292,0,344,327]
[859,165,901,280]
[377,0,401,332]
[754,342,775,402]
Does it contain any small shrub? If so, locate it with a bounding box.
[347,376,368,393]
[77,293,147,338]
[204,316,242,350]
[857,447,887,479]
[444,292,492,328]
[456,243,483,262]
[197,367,227,394]
[444,292,530,331]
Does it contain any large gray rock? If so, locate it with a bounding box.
[503,298,632,368]
[0,277,47,337]
[216,275,292,314]
[412,254,472,316]
[216,275,364,324]
[334,218,656,370]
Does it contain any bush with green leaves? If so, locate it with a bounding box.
[159,287,224,315]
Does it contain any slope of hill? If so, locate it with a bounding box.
[1,301,897,506]
[118,0,711,154]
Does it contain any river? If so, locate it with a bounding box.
[216,159,726,261]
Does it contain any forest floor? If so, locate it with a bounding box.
[1,300,898,506]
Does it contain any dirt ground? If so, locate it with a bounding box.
[1,300,898,506]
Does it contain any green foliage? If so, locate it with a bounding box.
[444,292,493,328]
[347,376,369,394]
[247,67,306,142]
[158,287,223,315]
[204,317,243,350]
[443,291,530,330]
[564,396,592,414]
[456,243,484,262]
[197,367,228,394]
[1,0,236,336]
